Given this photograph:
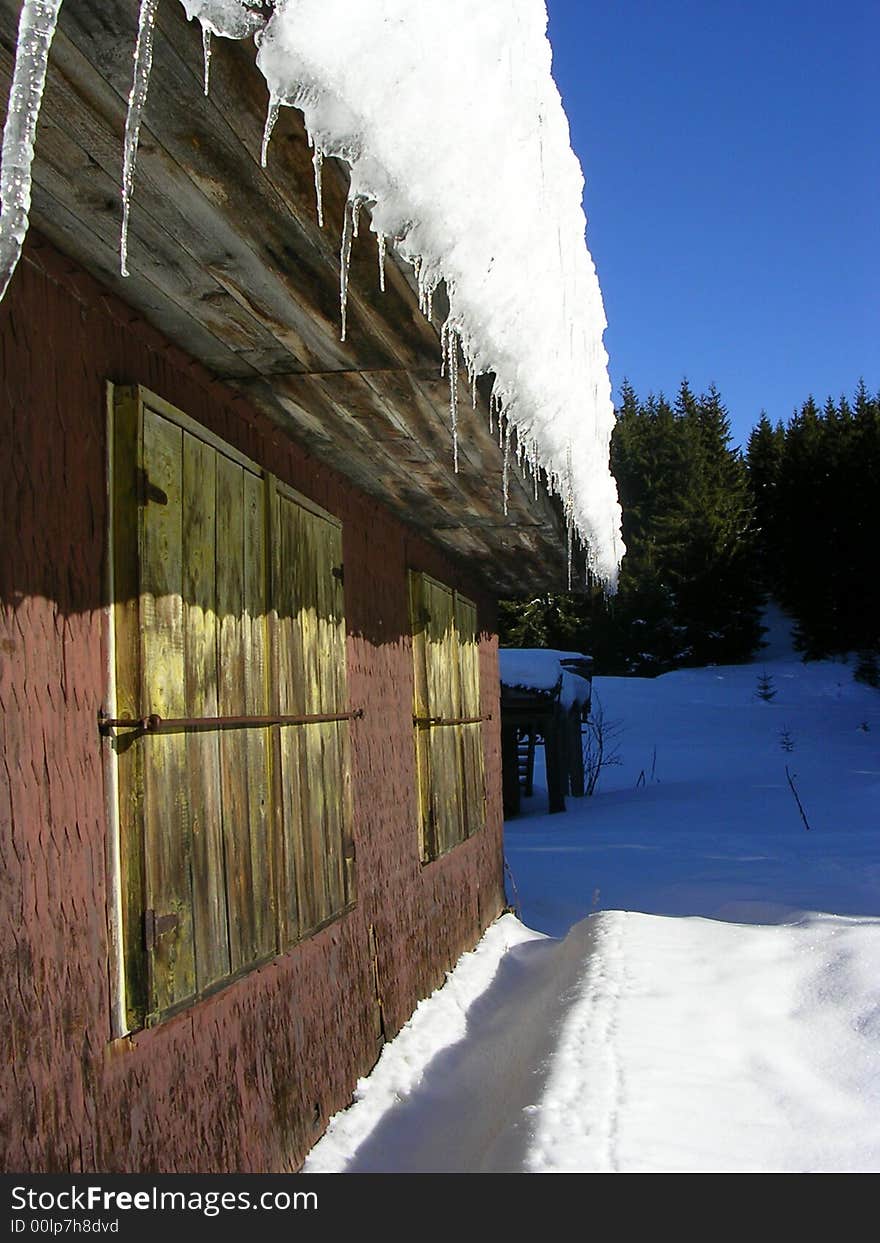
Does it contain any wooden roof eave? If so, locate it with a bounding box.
[0,0,569,594]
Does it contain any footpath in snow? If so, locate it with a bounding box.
[305,630,880,1173]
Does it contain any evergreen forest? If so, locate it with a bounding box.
[500,379,880,684]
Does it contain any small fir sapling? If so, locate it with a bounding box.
[755,670,777,702]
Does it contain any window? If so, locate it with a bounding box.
[408,571,486,861]
[108,385,355,1030]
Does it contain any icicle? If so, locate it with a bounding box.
[565,442,575,588]
[120,0,160,278]
[312,144,324,227]
[471,368,477,409]
[351,196,362,239]
[502,421,511,515]
[261,93,280,168]
[425,282,433,322]
[440,317,448,378]
[201,23,211,96]
[488,391,495,437]
[339,196,354,342]
[0,0,65,303]
[376,230,386,291]
[447,325,459,473]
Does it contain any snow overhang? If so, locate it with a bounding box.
[0,0,623,593]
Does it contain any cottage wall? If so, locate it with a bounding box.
[0,235,505,1172]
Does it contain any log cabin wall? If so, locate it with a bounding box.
[0,234,506,1172]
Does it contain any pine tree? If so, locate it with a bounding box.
[746,381,880,666]
[746,412,785,590]
[581,379,762,672]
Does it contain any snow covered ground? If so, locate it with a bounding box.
[304,622,880,1173]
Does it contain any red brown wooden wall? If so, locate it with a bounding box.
[0,234,506,1172]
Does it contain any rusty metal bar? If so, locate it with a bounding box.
[99,708,364,735]
[413,713,492,727]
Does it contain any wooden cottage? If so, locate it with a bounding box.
[0,3,586,1172]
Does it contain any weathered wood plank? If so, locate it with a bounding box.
[27,185,263,381]
[294,502,330,930]
[242,467,276,960]
[34,2,416,373]
[313,518,346,918]
[455,594,485,838]
[272,488,304,943]
[140,406,196,1015]
[181,431,230,991]
[238,366,567,594]
[215,453,257,972]
[151,4,444,370]
[0,33,307,378]
[275,490,319,933]
[408,572,434,861]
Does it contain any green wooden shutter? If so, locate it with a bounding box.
[273,483,354,940]
[112,387,354,1027]
[409,573,483,860]
[136,405,277,1017]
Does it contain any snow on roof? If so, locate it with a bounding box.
[255,1,623,582]
[499,648,592,709]
[0,0,624,581]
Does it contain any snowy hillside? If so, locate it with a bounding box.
[303,643,880,1173]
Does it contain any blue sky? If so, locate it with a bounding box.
[545,0,878,448]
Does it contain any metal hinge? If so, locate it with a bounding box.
[332,564,344,584]
[137,468,168,507]
[144,908,179,951]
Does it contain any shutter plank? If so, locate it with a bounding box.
[455,594,485,837]
[329,523,355,906]
[243,469,276,959]
[274,491,306,941]
[181,433,229,991]
[409,572,433,860]
[315,520,345,917]
[141,408,196,1014]
[297,507,330,929]
[216,455,256,972]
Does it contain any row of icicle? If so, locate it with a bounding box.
[0,0,584,585]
